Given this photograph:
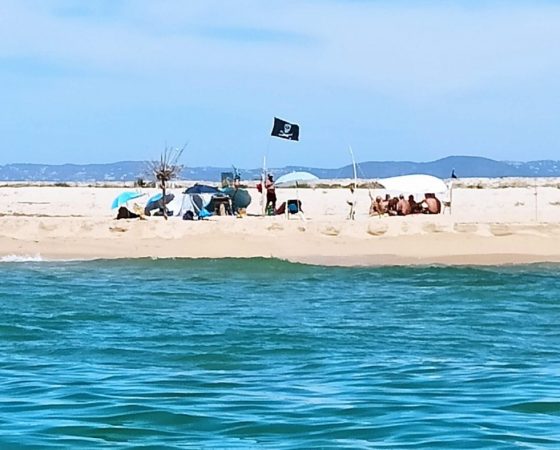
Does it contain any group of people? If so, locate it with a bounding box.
[369,193,441,216]
[264,174,442,218]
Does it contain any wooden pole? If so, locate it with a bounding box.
[262,155,267,216]
[348,146,357,220]
[262,135,273,216]
[162,179,167,220]
[534,178,538,222]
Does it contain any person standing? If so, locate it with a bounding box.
[347,186,357,220]
[265,174,277,214]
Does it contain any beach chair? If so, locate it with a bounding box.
[285,199,304,220]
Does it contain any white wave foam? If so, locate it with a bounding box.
[0,254,43,263]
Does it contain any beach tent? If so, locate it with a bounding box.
[172,184,221,218]
[376,174,448,196]
[177,194,209,217]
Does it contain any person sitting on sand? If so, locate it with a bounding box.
[396,194,411,216]
[369,196,386,216]
[116,206,140,220]
[421,193,441,214]
[408,195,421,214]
[382,194,391,212]
[387,196,399,216]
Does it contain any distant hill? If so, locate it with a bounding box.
[1,156,559,182]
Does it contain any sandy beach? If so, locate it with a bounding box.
[1,179,560,266]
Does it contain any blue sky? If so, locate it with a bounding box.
[2,0,560,168]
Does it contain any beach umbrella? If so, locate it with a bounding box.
[377,174,448,195]
[275,171,319,186]
[145,193,175,214]
[185,184,221,194]
[111,191,145,209]
[147,192,164,204]
[274,171,318,216]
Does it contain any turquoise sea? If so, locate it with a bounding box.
[1,258,559,449]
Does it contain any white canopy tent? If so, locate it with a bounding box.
[376,174,449,196]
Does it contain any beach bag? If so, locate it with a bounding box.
[183,211,194,220]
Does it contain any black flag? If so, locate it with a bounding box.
[271,117,300,141]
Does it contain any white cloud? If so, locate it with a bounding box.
[3,0,560,95]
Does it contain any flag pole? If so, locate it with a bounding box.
[262,155,267,216]
[265,117,299,217]
[261,136,272,216]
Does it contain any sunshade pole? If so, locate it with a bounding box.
[534,177,538,222]
[349,145,357,220]
[261,134,272,216]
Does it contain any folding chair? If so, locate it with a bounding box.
[285,199,304,220]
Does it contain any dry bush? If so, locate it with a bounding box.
[147,144,185,219]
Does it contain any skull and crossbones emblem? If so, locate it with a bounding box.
[278,123,293,139]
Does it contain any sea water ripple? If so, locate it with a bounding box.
[1,259,560,448]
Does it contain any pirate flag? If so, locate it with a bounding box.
[271,117,300,141]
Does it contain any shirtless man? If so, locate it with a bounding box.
[387,196,399,216]
[422,193,441,214]
[408,195,421,214]
[369,196,386,216]
[396,194,411,216]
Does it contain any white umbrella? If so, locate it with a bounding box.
[273,171,318,219]
[275,171,319,186]
[377,174,448,195]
